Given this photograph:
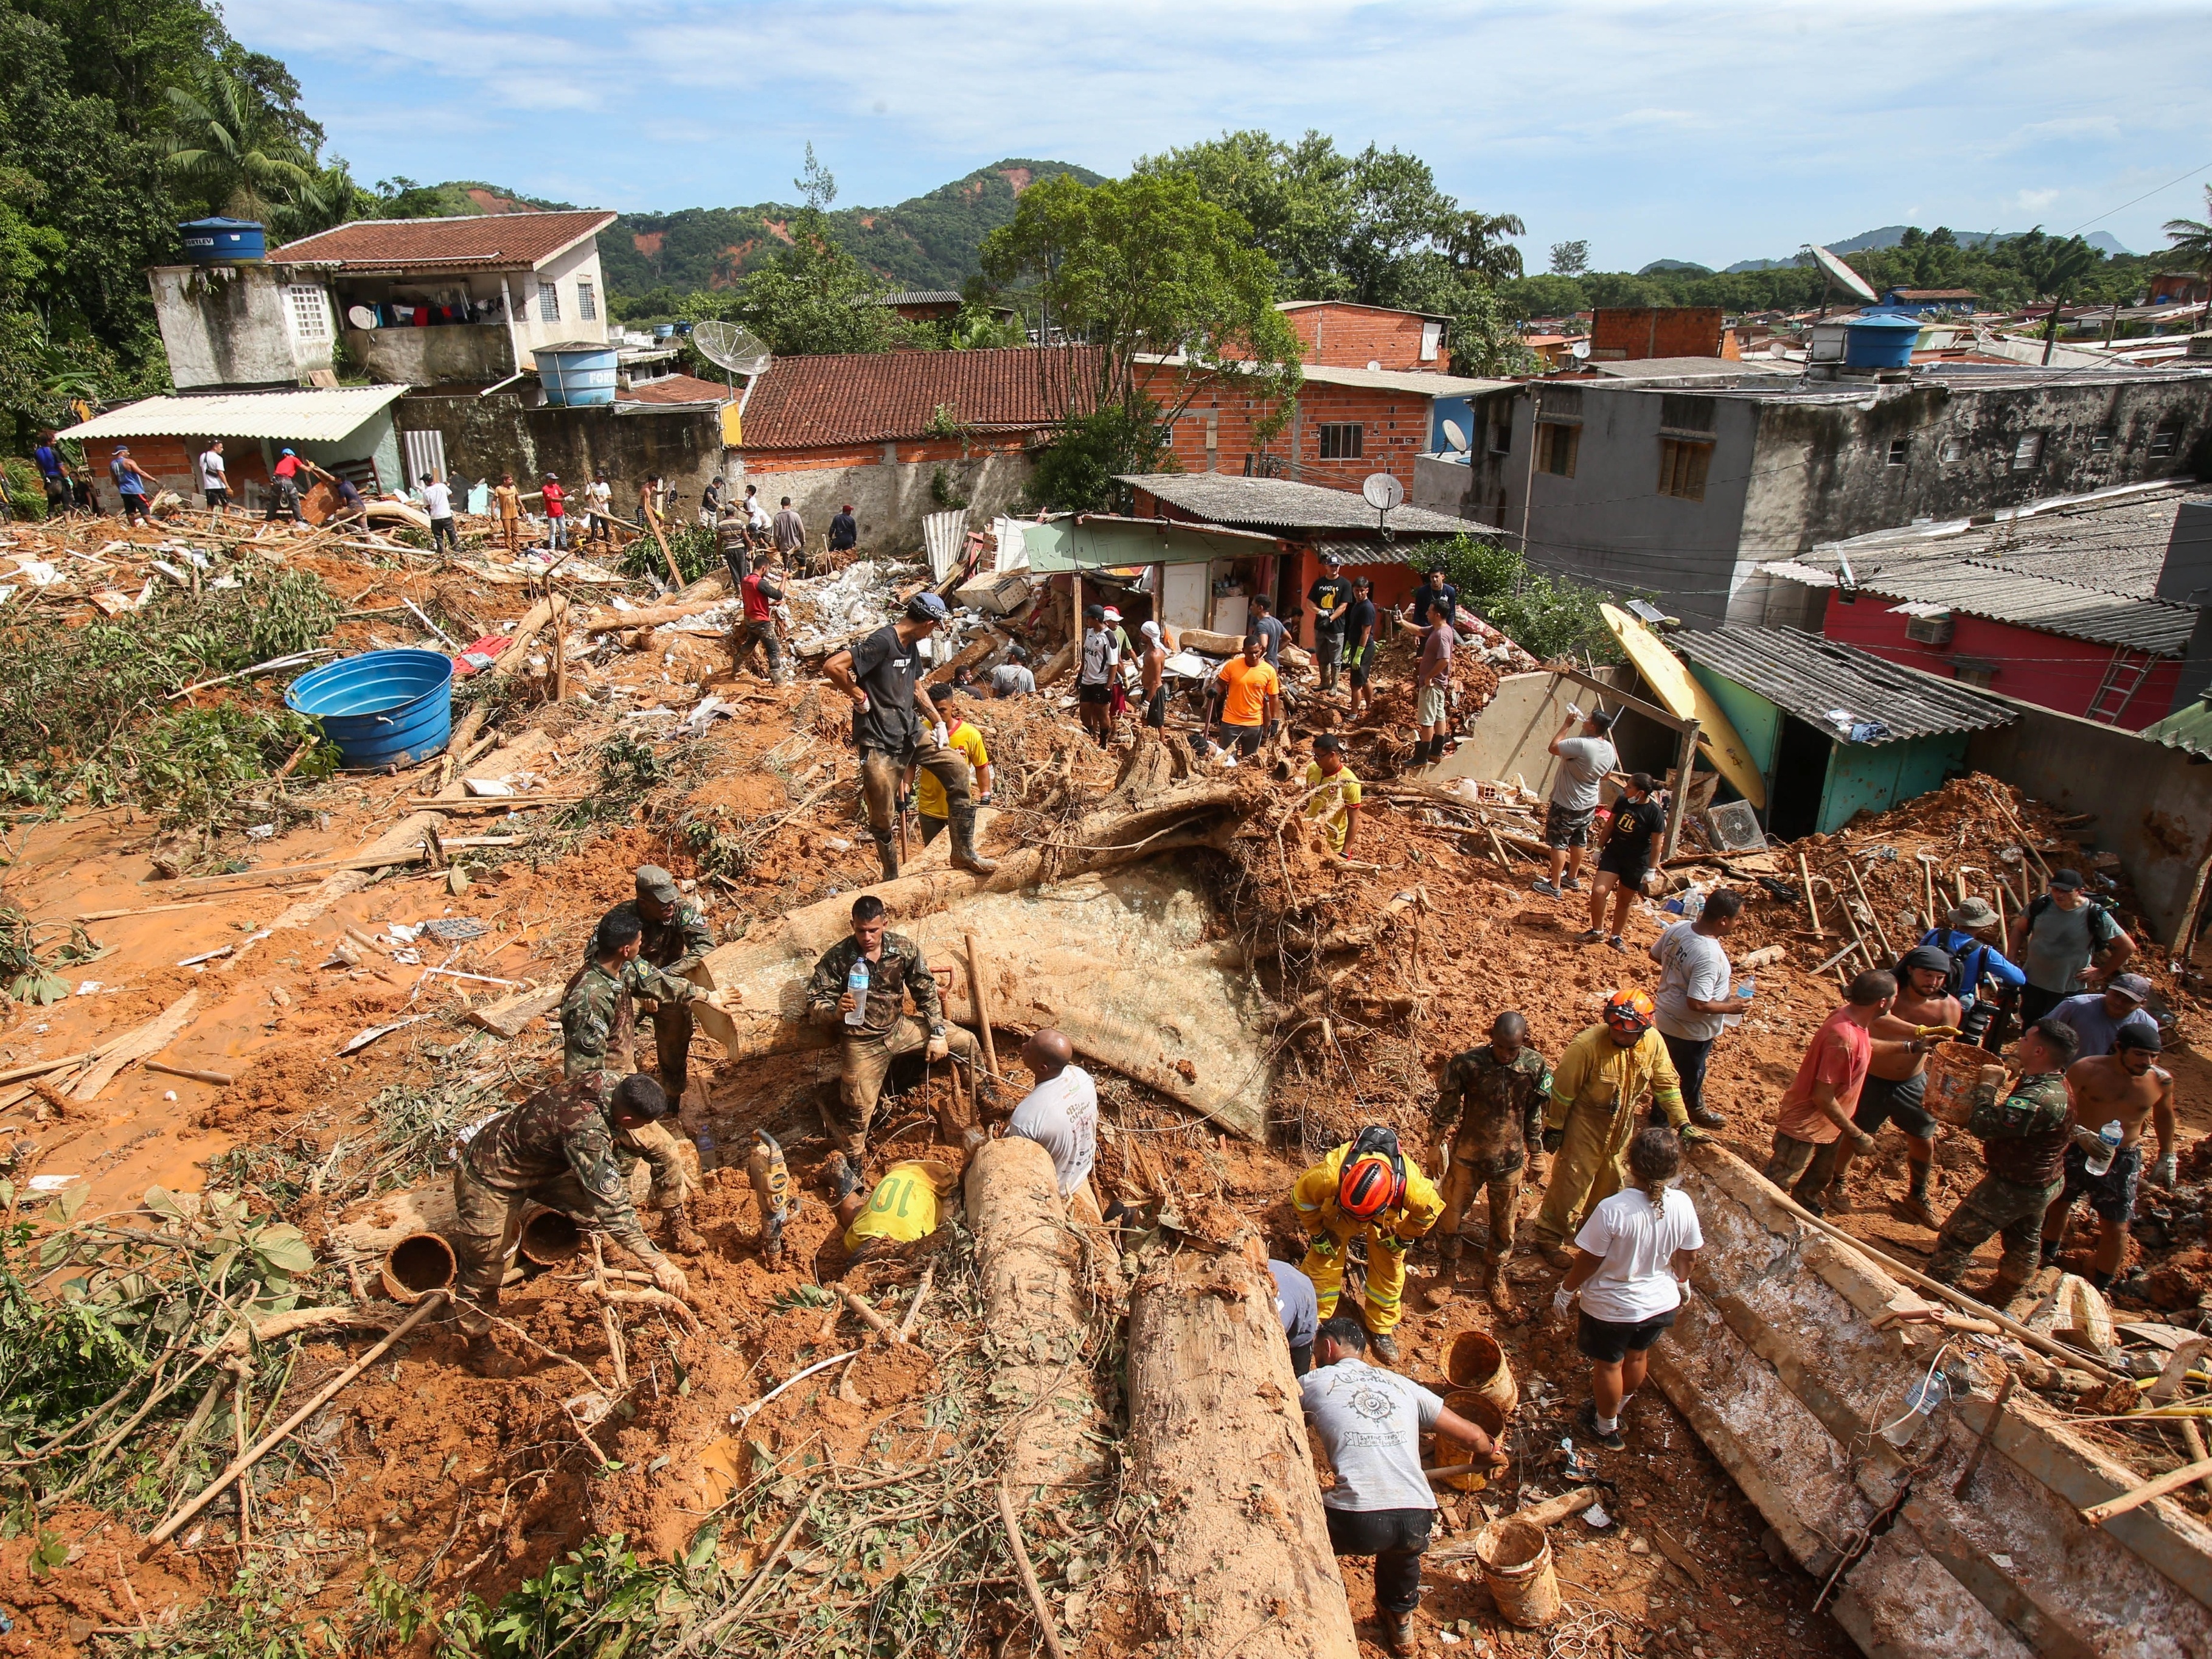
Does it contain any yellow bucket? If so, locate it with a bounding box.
[1431,1391,1509,1491]
[1444,1328,1519,1417]
[1475,1515,1561,1628]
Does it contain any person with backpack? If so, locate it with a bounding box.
[2007,869,2134,1028]
[1921,898,2025,1047]
[1290,1127,1444,1366]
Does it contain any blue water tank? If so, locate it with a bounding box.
[285,650,454,771]
[536,344,620,406]
[1842,313,1921,369]
[178,217,266,263]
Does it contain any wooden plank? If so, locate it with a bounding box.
[69,992,200,1102]
[1557,665,1696,734]
[463,983,562,1039]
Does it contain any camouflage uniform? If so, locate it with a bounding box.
[450,1073,690,1334]
[577,897,716,1095]
[561,955,707,1081]
[806,930,976,1153]
[1431,1045,1552,1265]
[1926,1070,2072,1289]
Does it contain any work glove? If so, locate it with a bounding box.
[1679,1124,1713,1146]
[2151,1150,2179,1189]
[649,1255,690,1299]
[1542,1128,1566,1155]
[897,790,914,815]
[926,1026,950,1062]
[1552,1286,1575,1317]
[1914,1024,1963,1040]
[1307,1232,1341,1260]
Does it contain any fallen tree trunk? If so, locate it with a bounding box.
[966,1137,1108,1492]
[1127,1242,1358,1657]
[583,595,731,636]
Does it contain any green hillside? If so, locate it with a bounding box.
[596,158,1104,306]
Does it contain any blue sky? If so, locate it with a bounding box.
[233,0,2212,272]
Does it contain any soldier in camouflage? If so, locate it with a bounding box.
[563,905,722,1083]
[577,866,718,1100]
[451,1071,695,1362]
[806,893,976,1158]
[1925,1017,2081,1300]
[1427,1012,1553,1315]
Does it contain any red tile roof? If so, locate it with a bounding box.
[624,372,734,406]
[739,345,1102,451]
[270,210,615,270]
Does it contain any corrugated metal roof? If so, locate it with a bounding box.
[2140,694,2212,758]
[866,290,963,307]
[1117,472,1478,534]
[60,386,409,443]
[1678,628,2019,744]
[1767,554,2194,655]
[1310,538,1459,565]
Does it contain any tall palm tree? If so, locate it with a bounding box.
[164,66,319,233]
[1447,210,1528,283]
[2015,229,2101,364]
[2162,185,2212,283]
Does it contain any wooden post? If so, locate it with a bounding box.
[1798,850,1823,937]
[1661,717,1700,863]
[962,931,1000,1087]
[646,510,683,589]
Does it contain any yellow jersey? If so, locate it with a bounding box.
[914,722,989,820]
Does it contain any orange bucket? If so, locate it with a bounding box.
[1444,1329,1519,1417]
[1431,1391,1509,1491]
[1924,1042,1992,1126]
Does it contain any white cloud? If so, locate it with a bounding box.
[228,0,2212,266]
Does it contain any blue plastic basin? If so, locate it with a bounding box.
[285,649,454,771]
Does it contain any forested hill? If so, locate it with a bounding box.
[596,159,1104,308]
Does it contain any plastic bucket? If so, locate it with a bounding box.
[1432,1391,1509,1491]
[1444,1329,1519,1417]
[1475,1515,1560,1629]
[380,1232,456,1303]
[1924,1042,1989,1125]
[285,649,454,771]
[518,1206,584,1266]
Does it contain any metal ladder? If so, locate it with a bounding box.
[2085,646,2153,724]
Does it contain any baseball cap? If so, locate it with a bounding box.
[2106,972,2152,1003]
[2050,868,2084,890]
[905,591,950,623]
[635,865,679,904]
[1949,898,1999,930]
[1101,607,1122,622]
[1322,551,1344,566]
[1084,602,1106,621]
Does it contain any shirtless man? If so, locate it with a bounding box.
[1823,944,1961,1227]
[1139,619,1172,732]
[2039,1026,2176,1292]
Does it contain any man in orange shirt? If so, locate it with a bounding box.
[1207,635,1279,759]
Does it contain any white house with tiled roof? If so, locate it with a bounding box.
[148,210,615,392]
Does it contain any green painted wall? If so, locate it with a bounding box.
[1815,732,1969,833]
[1686,662,1782,799]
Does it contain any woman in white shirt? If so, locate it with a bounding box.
[1553,1127,1702,1451]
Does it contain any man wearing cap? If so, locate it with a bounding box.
[1307,553,1355,692]
[1400,562,1460,636]
[2041,1023,2175,1291]
[265,446,304,523]
[2007,869,2135,1028]
[1075,601,1119,745]
[542,473,568,550]
[2050,973,2159,1060]
[1823,949,1961,1227]
[829,503,858,555]
[1138,622,1172,729]
[451,1069,694,1368]
[1529,991,1692,1265]
[1922,898,2026,1048]
[1533,706,1620,900]
[824,591,996,880]
[582,868,720,1102]
[1292,1127,1444,1365]
[110,445,157,524]
[990,644,1035,698]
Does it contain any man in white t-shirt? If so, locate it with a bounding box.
[197,440,229,512]
[1554,1127,1702,1452]
[1649,888,1745,1130]
[1301,1314,1502,1655]
[1005,1028,1099,1218]
[1533,706,1619,899]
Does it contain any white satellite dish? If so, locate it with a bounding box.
[1362,472,1405,512]
[347,305,379,330]
[690,321,773,376]
[1808,243,1880,305]
[1570,339,1591,360]
[1442,418,1470,454]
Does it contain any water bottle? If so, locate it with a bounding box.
[693,1123,719,1174]
[1722,976,1755,1029]
[845,957,870,1028]
[2085,1119,2124,1178]
[1880,1370,1952,1447]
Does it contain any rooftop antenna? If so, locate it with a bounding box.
[1362,471,1405,541]
[1806,243,1879,319]
[690,321,772,398]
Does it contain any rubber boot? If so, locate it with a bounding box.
[1486,1253,1520,1320]
[948,806,998,875]
[874,833,899,882]
[1379,1610,1414,1656]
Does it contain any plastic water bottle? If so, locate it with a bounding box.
[845,957,870,1028]
[1880,1371,1952,1447]
[693,1123,718,1174]
[2085,1119,2124,1178]
[1722,976,1755,1029]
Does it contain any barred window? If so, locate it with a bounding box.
[577,281,597,322]
[538,282,560,322]
[287,285,329,340]
[1318,423,1363,459]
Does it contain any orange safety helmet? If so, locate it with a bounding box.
[1603,989,1657,1037]
[1337,1150,1405,1221]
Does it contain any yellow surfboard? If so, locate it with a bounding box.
[1600,604,1767,810]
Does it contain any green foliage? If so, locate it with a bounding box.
[620,521,719,584]
[2162,185,2212,280]
[982,171,1302,429]
[1437,533,1627,665]
[733,206,896,356]
[0,566,343,812]
[1020,402,1175,515]
[1549,240,1591,277]
[928,464,970,510]
[128,704,335,829]
[2,456,44,519]
[1,904,99,1006]
[447,1532,706,1658]
[162,61,349,238]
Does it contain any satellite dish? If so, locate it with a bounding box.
[690,321,772,376]
[1362,473,1405,512]
[1808,244,1880,305]
[347,305,379,330]
[1442,419,1470,454]
[1570,339,1591,360]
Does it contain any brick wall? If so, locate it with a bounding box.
[1590,307,1725,360]
[86,434,272,509]
[1142,367,1432,493]
[1284,304,1442,370]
